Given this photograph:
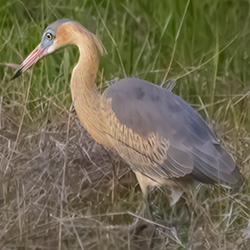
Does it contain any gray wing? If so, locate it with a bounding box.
[104,77,242,187]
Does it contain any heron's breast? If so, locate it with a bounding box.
[107,110,169,168]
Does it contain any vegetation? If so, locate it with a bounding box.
[0,0,249,249]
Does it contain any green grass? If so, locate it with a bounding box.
[0,0,250,249]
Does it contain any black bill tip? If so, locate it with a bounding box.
[11,69,22,80]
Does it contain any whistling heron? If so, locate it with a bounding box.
[13,19,242,204]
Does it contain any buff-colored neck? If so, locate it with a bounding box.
[70,33,111,147]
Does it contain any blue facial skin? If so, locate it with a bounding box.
[40,29,56,50]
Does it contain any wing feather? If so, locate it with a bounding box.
[104,77,241,187]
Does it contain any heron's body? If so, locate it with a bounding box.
[13,19,242,203]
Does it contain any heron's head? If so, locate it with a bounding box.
[12,19,104,79]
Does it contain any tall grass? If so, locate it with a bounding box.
[0,0,249,249]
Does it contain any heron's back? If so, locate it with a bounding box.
[104,78,242,188]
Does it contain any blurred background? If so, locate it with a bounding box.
[0,0,249,249]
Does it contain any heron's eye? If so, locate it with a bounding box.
[45,32,53,40]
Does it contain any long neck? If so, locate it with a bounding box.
[70,35,110,147]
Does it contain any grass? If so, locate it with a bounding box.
[0,0,250,249]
